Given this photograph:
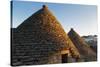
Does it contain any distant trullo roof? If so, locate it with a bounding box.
[12,5,80,65]
[68,28,97,61]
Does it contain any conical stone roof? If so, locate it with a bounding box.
[68,28,97,61]
[15,5,79,55]
[12,5,80,65]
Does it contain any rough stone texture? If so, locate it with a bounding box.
[11,5,80,66]
[68,28,97,61]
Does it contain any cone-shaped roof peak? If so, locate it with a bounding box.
[70,28,74,31]
[42,5,48,9]
[68,28,78,36]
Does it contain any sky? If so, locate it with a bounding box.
[12,1,97,36]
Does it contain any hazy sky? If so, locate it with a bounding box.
[12,1,97,36]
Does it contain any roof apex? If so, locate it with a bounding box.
[42,5,48,9]
[71,28,74,31]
